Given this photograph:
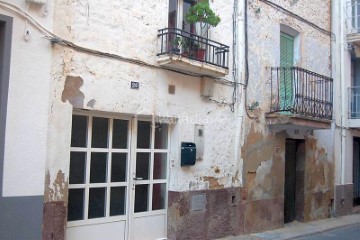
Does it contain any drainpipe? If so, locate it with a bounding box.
[330,0,338,216]
[333,0,347,215]
[339,0,346,188]
[233,0,245,187]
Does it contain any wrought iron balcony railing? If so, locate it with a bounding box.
[157,28,229,69]
[269,67,333,120]
[349,86,360,119]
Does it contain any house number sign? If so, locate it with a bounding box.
[131,81,140,89]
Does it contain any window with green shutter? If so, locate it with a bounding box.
[280,32,294,111]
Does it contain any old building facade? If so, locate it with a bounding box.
[0,0,353,240]
[243,0,334,231]
[332,0,360,217]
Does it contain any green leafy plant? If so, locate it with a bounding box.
[171,36,199,56]
[172,36,183,51]
[185,0,221,36]
[184,1,220,60]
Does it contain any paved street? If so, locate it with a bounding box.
[296,223,360,240]
[217,214,360,240]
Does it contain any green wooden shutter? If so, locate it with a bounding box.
[280,32,294,111]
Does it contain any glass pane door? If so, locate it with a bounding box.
[131,121,168,240]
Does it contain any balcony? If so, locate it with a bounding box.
[349,87,360,127]
[266,67,333,130]
[157,28,230,77]
[347,0,360,45]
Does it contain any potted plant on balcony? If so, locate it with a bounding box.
[172,36,199,58]
[185,0,221,60]
[171,36,183,53]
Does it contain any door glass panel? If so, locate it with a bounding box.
[92,117,109,148]
[110,187,126,216]
[68,188,84,221]
[137,121,151,149]
[88,188,106,219]
[113,119,128,149]
[136,153,150,180]
[154,123,168,149]
[71,115,88,147]
[134,184,149,213]
[152,183,166,210]
[90,153,108,183]
[168,0,177,28]
[153,153,167,179]
[183,0,196,33]
[111,153,127,182]
[69,152,86,184]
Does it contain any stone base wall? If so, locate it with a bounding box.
[168,188,286,239]
[244,197,284,233]
[334,184,353,217]
[168,188,244,240]
[42,201,67,240]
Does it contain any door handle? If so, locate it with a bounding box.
[133,177,143,180]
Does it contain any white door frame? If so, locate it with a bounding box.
[67,111,170,240]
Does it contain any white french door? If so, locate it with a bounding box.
[66,112,169,240]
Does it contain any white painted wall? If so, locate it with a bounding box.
[44,0,242,197]
[0,0,53,196]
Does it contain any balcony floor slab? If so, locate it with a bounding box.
[266,113,332,132]
[157,54,228,77]
[348,119,360,128]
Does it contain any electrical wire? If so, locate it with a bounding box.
[244,0,259,120]
[259,0,335,38]
[243,0,336,121]
[0,1,237,89]
[230,0,239,113]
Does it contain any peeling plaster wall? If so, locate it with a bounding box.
[303,134,334,221]
[43,1,242,238]
[242,125,285,201]
[247,0,331,109]
[46,0,240,199]
[242,0,333,229]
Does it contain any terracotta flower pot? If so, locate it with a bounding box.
[196,48,206,61]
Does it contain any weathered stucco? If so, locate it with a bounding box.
[241,124,285,201]
[47,0,241,200]
[0,0,342,239]
[303,136,334,221]
[241,0,333,230]
[247,0,331,113]
[168,188,244,239]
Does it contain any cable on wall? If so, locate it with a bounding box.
[244,0,259,120]
[230,0,239,113]
[0,0,241,96]
[258,0,335,38]
[243,0,336,121]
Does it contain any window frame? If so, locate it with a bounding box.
[67,111,170,228]
[67,112,132,227]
